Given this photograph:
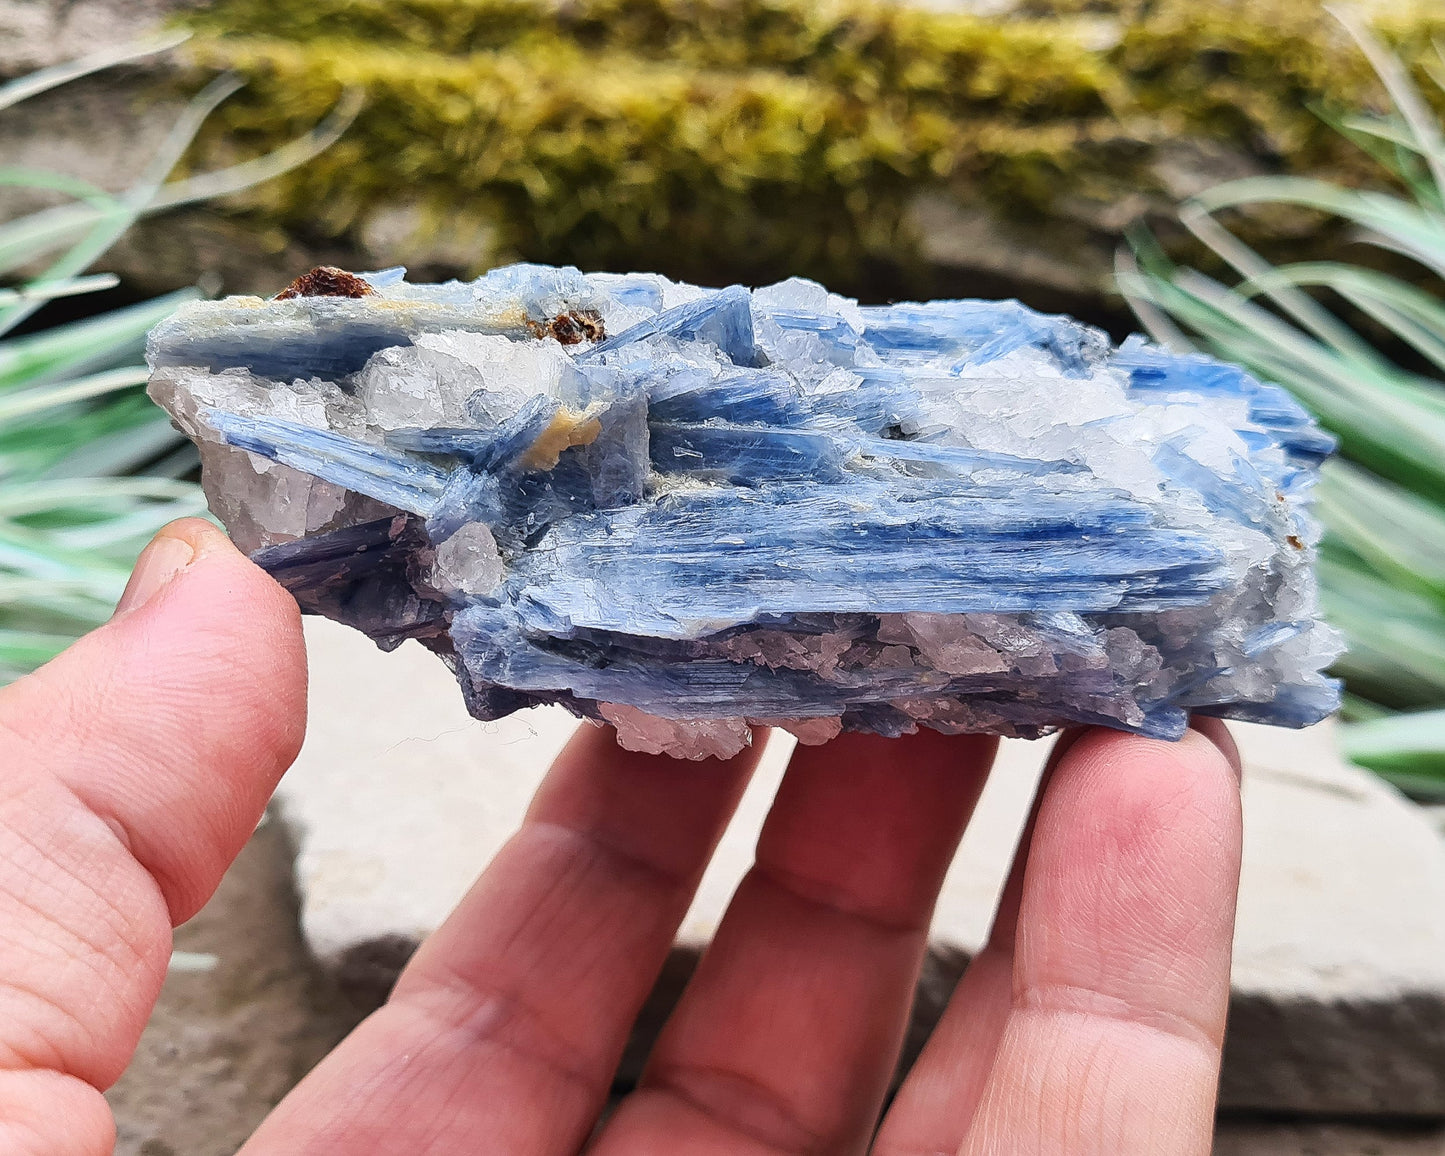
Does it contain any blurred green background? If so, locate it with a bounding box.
[174,0,1443,302]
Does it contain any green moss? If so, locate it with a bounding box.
[177,0,1445,289]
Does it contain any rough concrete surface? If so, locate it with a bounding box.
[1223,726,1445,1115]
[1214,1120,1445,1155]
[105,816,358,1156]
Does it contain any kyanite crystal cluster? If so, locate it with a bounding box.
[146,264,1342,759]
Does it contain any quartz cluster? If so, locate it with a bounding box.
[147,264,1342,759]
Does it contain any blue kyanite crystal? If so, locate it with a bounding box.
[146,264,1342,758]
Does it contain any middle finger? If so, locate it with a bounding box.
[590,727,997,1156]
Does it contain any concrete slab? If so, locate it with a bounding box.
[277,617,1445,1115]
[1212,1119,1445,1156]
[106,816,357,1156]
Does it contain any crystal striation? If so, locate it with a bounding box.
[146,263,1343,759]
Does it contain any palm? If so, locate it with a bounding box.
[0,522,1242,1156]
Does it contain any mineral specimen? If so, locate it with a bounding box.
[146,264,1342,759]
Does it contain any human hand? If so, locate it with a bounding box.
[0,522,1243,1155]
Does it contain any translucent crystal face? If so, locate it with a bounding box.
[147,263,1342,759]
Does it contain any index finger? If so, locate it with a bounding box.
[238,722,765,1156]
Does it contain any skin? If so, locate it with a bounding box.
[0,520,1244,1155]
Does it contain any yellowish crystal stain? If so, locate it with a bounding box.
[519,407,603,472]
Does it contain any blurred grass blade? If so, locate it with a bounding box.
[1190,176,1445,279]
[0,74,243,335]
[1334,112,1418,150]
[0,475,203,512]
[0,629,80,671]
[1180,202,1381,364]
[1237,261,1445,376]
[1331,112,1439,201]
[0,367,153,425]
[1329,6,1445,197]
[145,87,363,211]
[0,290,196,392]
[0,175,124,278]
[41,416,184,480]
[0,167,116,203]
[1316,540,1445,703]
[0,31,190,113]
[0,91,359,282]
[0,393,177,481]
[1343,710,1445,781]
[1114,242,1192,351]
[1316,460,1445,602]
[0,44,344,684]
[0,274,118,309]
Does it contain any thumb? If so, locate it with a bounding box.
[0,518,306,1155]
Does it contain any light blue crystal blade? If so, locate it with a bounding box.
[507,481,1225,639]
[648,423,847,485]
[859,300,1108,375]
[385,395,559,472]
[203,408,447,515]
[425,469,505,543]
[646,365,811,427]
[768,310,862,361]
[149,304,461,379]
[1113,339,1338,467]
[582,284,758,366]
[853,436,1084,478]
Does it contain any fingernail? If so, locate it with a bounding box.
[115,531,196,615]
